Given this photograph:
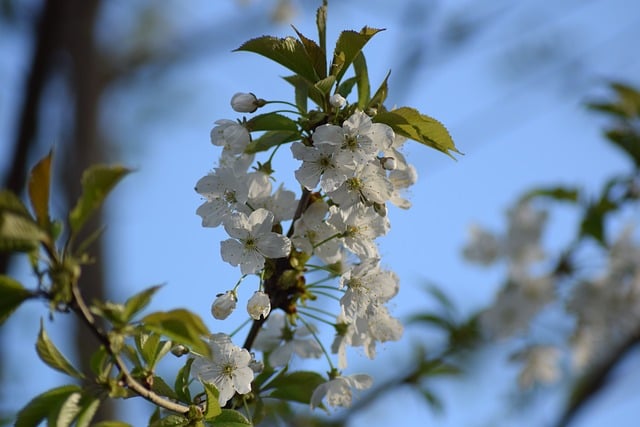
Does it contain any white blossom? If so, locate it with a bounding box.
[253,312,323,366]
[330,93,346,108]
[221,208,291,275]
[291,141,355,192]
[211,290,237,320]
[192,334,254,406]
[195,161,251,228]
[210,119,250,156]
[511,345,561,389]
[327,161,393,209]
[247,291,271,320]
[310,374,373,410]
[340,259,399,318]
[291,199,342,264]
[328,204,389,260]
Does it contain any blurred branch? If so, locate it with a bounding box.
[554,323,640,427]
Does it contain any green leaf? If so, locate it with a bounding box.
[330,27,384,84]
[76,395,100,427]
[122,285,162,322]
[206,409,251,426]
[142,309,211,357]
[28,151,53,229]
[0,275,32,325]
[175,357,194,403]
[263,371,325,404]
[235,36,319,83]
[68,164,130,237]
[201,381,222,420]
[93,422,134,427]
[15,385,81,427]
[36,319,85,379]
[136,332,172,370]
[52,391,82,427]
[314,75,337,96]
[150,415,190,427]
[580,197,617,246]
[368,71,391,111]
[522,187,580,203]
[245,113,298,133]
[244,131,300,155]
[316,1,327,54]
[0,196,48,252]
[352,52,370,109]
[374,107,460,158]
[152,375,180,401]
[293,26,326,80]
[337,76,358,99]
[283,75,325,109]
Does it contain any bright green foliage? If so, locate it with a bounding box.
[330,27,384,84]
[245,131,300,155]
[68,164,130,239]
[201,381,222,420]
[245,113,298,132]
[142,309,211,357]
[36,319,85,379]
[205,409,251,427]
[374,107,459,158]
[150,414,191,427]
[27,150,53,229]
[15,385,84,427]
[174,357,195,403]
[122,284,163,321]
[135,332,173,371]
[0,190,48,253]
[0,275,32,325]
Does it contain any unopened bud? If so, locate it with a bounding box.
[247,291,271,320]
[212,290,237,320]
[230,92,265,113]
[373,202,387,217]
[381,157,397,170]
[330,93,346,108]
[171,344,190,357]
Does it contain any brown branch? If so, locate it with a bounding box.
[69,281,192,415]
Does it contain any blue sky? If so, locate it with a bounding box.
[2,0,640,425]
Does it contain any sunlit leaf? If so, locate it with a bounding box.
[36,319,85,379]
[368,71,391,110]
[330,27,384,84]
[75,397,101,427]
[293,26,326,79]
[235,36,319,83]
[68,164,131,238]
[0,204,48,253]
[201,381,222,420]
[283,75,325,109]
[316,1,327,54]
[15,385,81,427]
[245,113,298,133]
[142,309,210,357]
[150,414,190,427]
[206,409,251,426]
[175,357,194,403]
[374,107,460,158]
[122,284,162,322]
[0,275,32,325]
[352,52,369,109]
[52,391,82,427]
[152,375,180,401]
[28,150,53,229]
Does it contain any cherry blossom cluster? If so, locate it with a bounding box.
[464,199,640,390]
[192,92,417,407]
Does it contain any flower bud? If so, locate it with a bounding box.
[330,93,346,108]
[212,291,237,320]
[230,92,263,113]
[381,156,397,170]
[249,356,264,374]
[171,344,189,357]
[247,291,271,320]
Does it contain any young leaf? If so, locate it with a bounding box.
[68,164,131,237]
[74,396,101,427]
[93,423,134,427]
[28,150,53,228]
[15,385,82,427]
[122,284,163,322]
[293,26,327,80]
[263,371,326,404]
[207,409,251,426]
[149,415,191,427]
[0,206,48,253]
[244,131,300,155]
[368,71,391,111]
[373,107,460,158]
[235,36,319,83]
[245,113,298,133]
[142,309,211,357]
[201,381,222,420]
[51,391,82,427]
[283,75,325,109]
[337,76,358,99]
[175,357,195,403]
[0,275,32,325]
[36,319,85,379]
[152,375,180,401]
[352,52,370,109]
[330,27,384,84]
[316,1,327,54]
